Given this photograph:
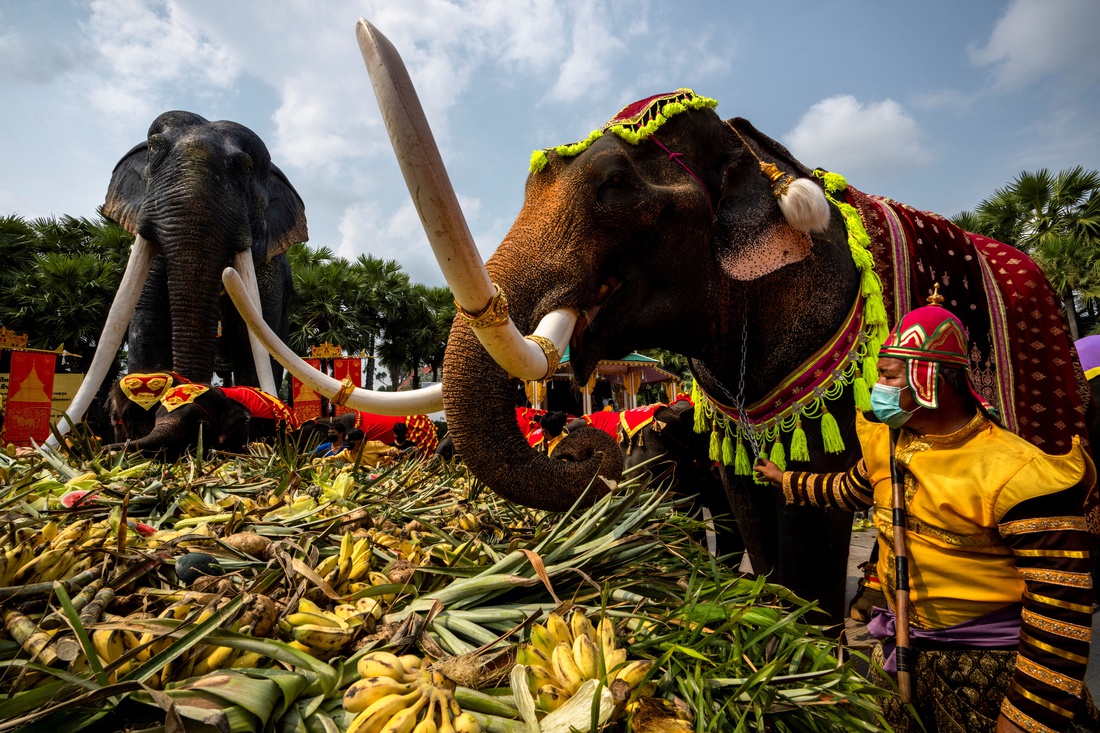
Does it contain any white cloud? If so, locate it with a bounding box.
[783,95,934,177]
[546,4,627,103]
[969,0,1100,89]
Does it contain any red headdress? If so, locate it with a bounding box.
[879,286,992,412]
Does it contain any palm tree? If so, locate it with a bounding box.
[286,244,365,354]
[350,255,408,390]
[953,167,1100,339]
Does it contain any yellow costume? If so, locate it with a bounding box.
[328,440,396,467]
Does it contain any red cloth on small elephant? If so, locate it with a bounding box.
[582,410,620,438]
[350,411,438,454]
[221,386,299,429]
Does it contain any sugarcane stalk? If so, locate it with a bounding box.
[0,566,101,602]
[889,427,912,703]
[40,577,104,630]
[78,587,116,627]
[2,608,57,666]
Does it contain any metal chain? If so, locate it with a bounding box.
[732,289,762,460]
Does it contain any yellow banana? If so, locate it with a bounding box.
[569,610,595,643]
[292,624,354,653]
[92,629,125,663]
[536,684,568,713]
[191,644,238,676]
[379,695,429,733]
[14,548,64,584]
[299,598,328,615]
[451,713,480,733]
[398,654,423,672]
[527,662,556,691]
[41,521,59,542]
[614,659,655,689]
[231,650,265,668]
[357,651,409,680]
[572,635,600,681]
[597,616,617,661]
[286,612,347,629]
[529,623,557,658]
[346,691,421,733]
[53,518,91,546]
[551,643,584,695]
[545,613,572,649]
[412,716,438,733]
[343,675,418,713]
[604,648,628,680]
[316,554,340,579]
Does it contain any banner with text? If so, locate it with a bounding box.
[332,358,363,416]
[291,359,323,423]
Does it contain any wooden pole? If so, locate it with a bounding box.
[889,427,913,703]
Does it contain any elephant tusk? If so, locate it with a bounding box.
[49,234,156,444]
[356,19,572,381]
[232,250,279,396]
[222,267,444,415]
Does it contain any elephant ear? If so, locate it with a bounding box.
[103,141,149,235]
[260,163,308,262]
[714,118,829,281]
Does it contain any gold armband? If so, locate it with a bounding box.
[332,377,355,406]
[456,284,510,329]
[525,334,560,379]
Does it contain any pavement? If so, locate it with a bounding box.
[839,527,1100,699]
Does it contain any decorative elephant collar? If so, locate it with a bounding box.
[619,404,662,439]
[119,372,188,411]
[161,384,212,413]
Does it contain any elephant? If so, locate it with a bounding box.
[326,411,440,454]
[106,371,191,443]
[234,27,1094,623]
[105,383,252,459]
[54,110,308,443]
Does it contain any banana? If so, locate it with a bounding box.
[597,616,617,661]
[14,548,64,584]
[527,662,556,691]
[346,690,421,733]
[536,684,568,713]
[380,696,429,733]
[614,659,654,689]
[343,676,417,713]
[412,716,438,733]
[517,644,553,672]
[0,550,9,588]
[292,623,354,652]
[398,654,423,672]
[529,623,557,658]
[572,635,600,681]
[569,609,595,643]
[286,612,348,629]
[545,613,572,649]
[316,553,340,578]
[231,650,265,668]
[41,520,59,542]
[92,629,125,664]
[191,643,239,676]
[451,713,480,733]
[337,532,355,585]
[53,519,92,547]
[551,643,584,695]
[357,651,409,680]
[604,648,628,680]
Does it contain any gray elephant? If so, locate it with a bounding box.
[54,111,307,441]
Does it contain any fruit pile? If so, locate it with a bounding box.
[0,440,890,731]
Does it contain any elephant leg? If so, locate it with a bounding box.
[775,501,851,624]
[128,255,172,372]
[721,470,780,578]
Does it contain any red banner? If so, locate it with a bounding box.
[332,357,362,416]
[3,351,56,446]
[291,358,323,423]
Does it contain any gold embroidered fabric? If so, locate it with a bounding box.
[1001,516,1088,535]
[1016,656,1084,695]
[1003,699,1060,733]
[1011,681,1076,718]
[1021,608,1092,642]
[1015,549,1090,559]
[1017,567,1092,589]
[1023,590,1093,614]
[1020,630,1089,664]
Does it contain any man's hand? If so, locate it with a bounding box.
[753,457,784,486]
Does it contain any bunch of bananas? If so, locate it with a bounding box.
[314,531,379,596]
[427,539,490,567]
[82,602,262,687]
[517,610,654,713]
[280,598,364,657]
[446,511,480,533]
[0,519,100,587]
[343,651,481,733]
[366,528,427,566]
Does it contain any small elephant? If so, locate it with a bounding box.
[106,372,191,444]
[105,383,251,459]
[328,410,439,454]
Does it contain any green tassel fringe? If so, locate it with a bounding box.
[820,409,846,454]
[721,432,734,466]
[734,440,751,476]
[853,376,871,412]
[790,422,809,462]
[769,440,787,471]
[692,382,706,434]
[709,426,721,462]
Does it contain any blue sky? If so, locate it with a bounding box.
[2,0,1098,287]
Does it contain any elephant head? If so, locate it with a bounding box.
[105,385,252,460]
[54,111,307,441]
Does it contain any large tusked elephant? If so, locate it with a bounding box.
[54,111,308,441]
[228,24,1093,622]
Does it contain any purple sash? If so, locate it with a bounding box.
[867,604,1022,673]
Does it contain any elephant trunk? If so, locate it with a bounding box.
[119,416,183,457]
[442,320,621,512]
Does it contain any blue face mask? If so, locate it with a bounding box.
[870,384,916,428]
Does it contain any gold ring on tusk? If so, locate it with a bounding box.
[332,377,356,406]
[456,283,510,329]
[525,334,560,380]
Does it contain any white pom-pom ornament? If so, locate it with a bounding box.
[760,163,831,234]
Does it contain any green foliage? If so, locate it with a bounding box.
[0,214,132,373]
